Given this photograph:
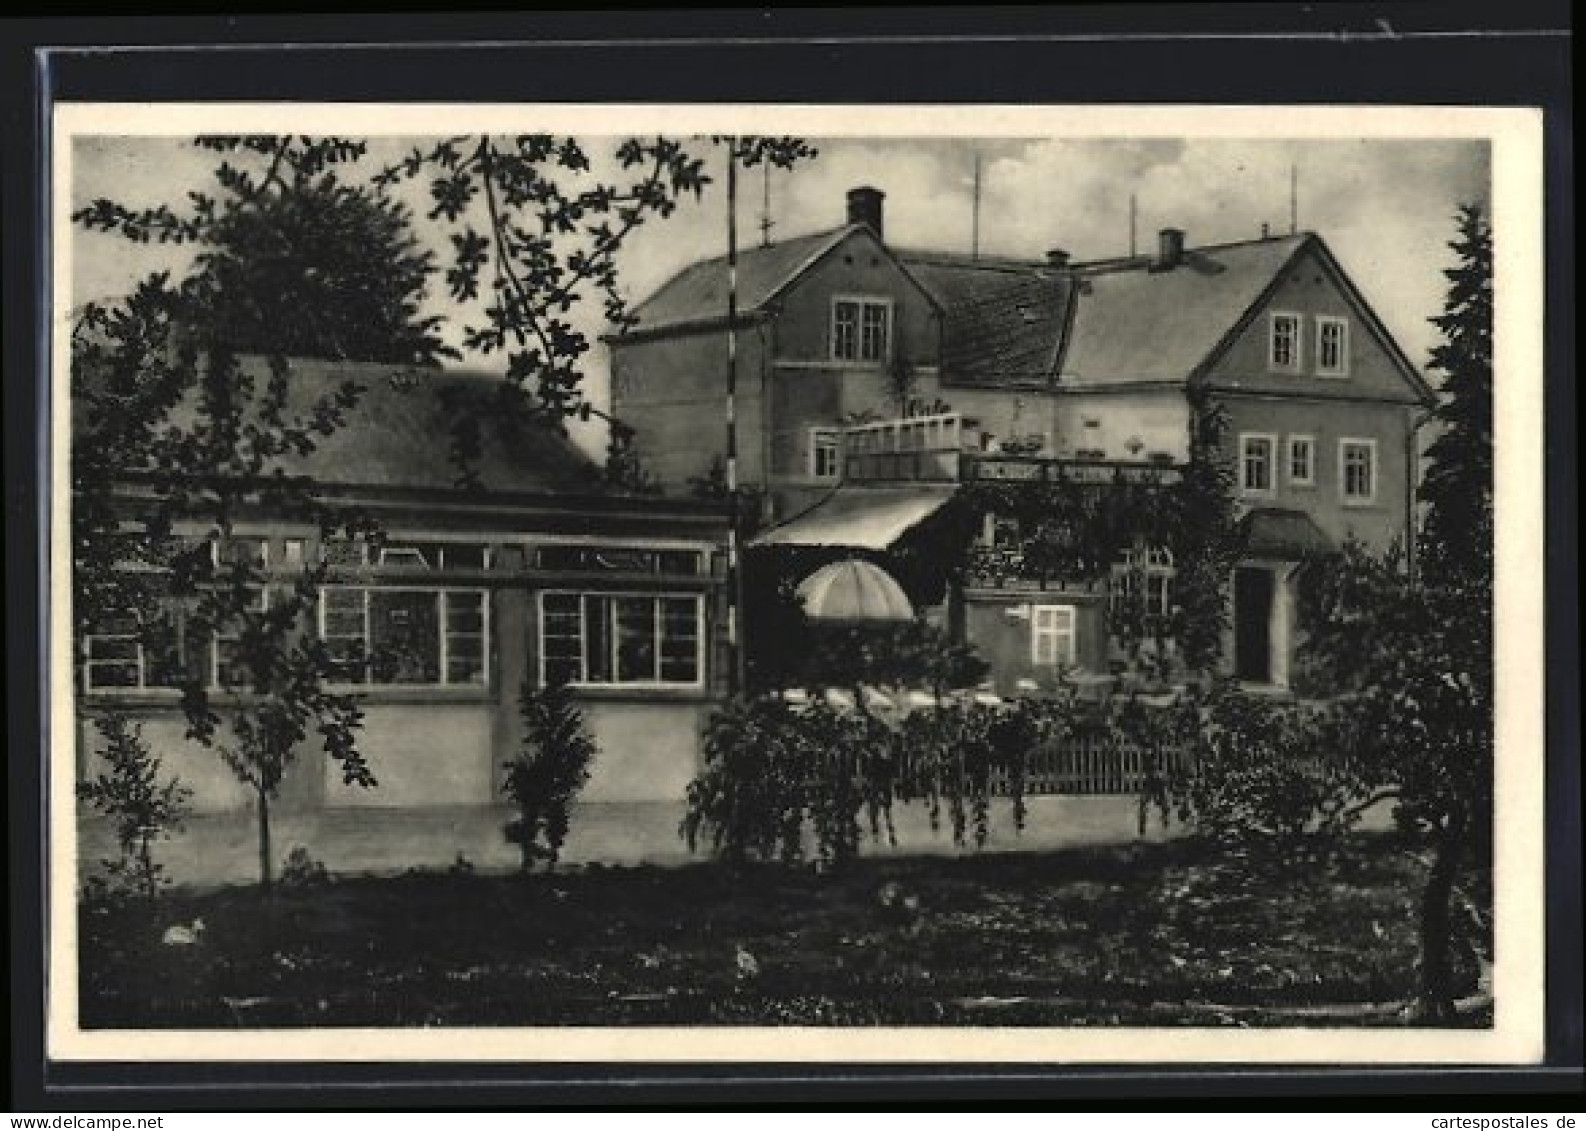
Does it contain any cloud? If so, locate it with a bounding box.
[70,132,1489,457]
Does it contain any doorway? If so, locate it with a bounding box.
[1233,566,1274,684]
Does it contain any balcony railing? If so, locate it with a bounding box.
[836,412,1185,486]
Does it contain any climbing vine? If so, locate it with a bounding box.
[958,388,1243,684]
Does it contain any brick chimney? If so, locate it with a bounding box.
[1156,227,1185,270]
[846,186,885,239]
[1045,247,1072,269]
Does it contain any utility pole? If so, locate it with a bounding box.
[724,140,745,696]
[1290,164,1298,235]
[971,150,981,260]
[1129,194,1138,256]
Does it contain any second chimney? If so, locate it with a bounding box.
[847,186,885,240]
[1045,247,1072,269]
[1156,227,1185,270]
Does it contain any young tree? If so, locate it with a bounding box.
[502,678,597,872]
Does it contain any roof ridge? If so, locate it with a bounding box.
[1074,231,1311,274]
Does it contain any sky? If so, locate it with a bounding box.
[70,133,1490,455]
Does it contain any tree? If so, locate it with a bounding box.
[373,134,815,481]
[74,133,815,884]
[76,136,451,367]
[1418,204,1494,590]
[1291,205,1495,1019]
[71,283,379,887]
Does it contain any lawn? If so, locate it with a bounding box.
[77,831,1491,1028]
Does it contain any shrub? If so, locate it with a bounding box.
[76,712,192,901]
[683,696,1043,868]
[1141,684,1380,842]
[503,678,596,871]
[278,845,331,888]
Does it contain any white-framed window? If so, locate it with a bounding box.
[212,585,270,689]
[1240,433,1277,496]
[319,586,490,687]
[282,538,307,567]
[1031,604,1078,667]
[809,427,842,480]
[1111,548,1175,620]
[831,297,892,363]
[1340,438,1378,505]
[1269,312,1303,372]
[1288,435,1316,486]
[539,591,704,688]
[82,610,189,692]
[1316,316,1350,376]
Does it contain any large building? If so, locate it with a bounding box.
[77,360,733,814]
[608,186,1437,693]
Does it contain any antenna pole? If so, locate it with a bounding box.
[759,161,773,247]
[1129,194,1138,256]
[1290,165,1298,235]
[971,151,982,260]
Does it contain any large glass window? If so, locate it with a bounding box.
[319,586,489,687]
[82,610,190,692]
[539,592,704,687]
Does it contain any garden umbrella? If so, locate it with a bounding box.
[795,558,914,623]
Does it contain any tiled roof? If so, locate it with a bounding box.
[1059,236,1309,386]
[626,226,859,334]
[89,357,602,496]
[898,252,1073,387]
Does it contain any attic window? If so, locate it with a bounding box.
[1316,316,1349,376]
[1269,313,1303,372]
[831,297,892,364]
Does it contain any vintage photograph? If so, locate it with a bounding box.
[49,104,1544,1062]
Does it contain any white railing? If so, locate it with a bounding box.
[843,412,966,456]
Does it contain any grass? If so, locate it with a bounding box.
[77,831,1491,1028]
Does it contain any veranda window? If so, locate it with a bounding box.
[539,592,704,688]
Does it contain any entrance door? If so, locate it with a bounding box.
[1233,567,1274,683]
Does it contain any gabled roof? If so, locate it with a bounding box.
[1059,235,1310,386]
[897,251,1074,387]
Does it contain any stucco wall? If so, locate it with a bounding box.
[769,229,939,368]
[960,587,1108,694]
[1219,395,1416,553]
[1209,244,1425,405]
[329,702,496,808]
[579,700,711,802]
[608,325,770,491]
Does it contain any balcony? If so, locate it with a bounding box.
[838,411,1184,486]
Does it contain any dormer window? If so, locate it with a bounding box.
[1316,316,1350,376]
[1269,312,1303,372]
[832,297,891,363]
